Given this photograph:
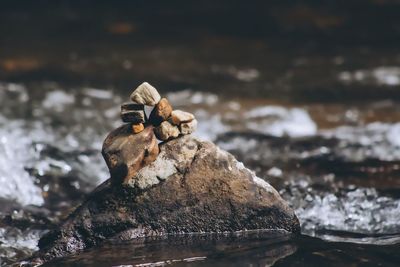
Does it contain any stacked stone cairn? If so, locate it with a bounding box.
[121,82,197,140]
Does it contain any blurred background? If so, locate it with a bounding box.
[1,1,400,266]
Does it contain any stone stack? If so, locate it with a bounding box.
[120,82,197,140]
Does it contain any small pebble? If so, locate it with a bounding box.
[154,121,180,141]
[170,110,195,125]
[149,98,173,125]
[121,102,144,112]
[132,123,144,133]
[180,119,197,135]
[121,110,145,123]
[130,82,161,106]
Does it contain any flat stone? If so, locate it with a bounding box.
[132,123,144,134]
[180,119,197,135]
[170,110,195,125]
[130,82,161,106]
[121,102,144,112]
[154,121,180,141]
[149,98,173,125]
[121,110,145,123]
[26,135,300,265]
[101,125,159,184]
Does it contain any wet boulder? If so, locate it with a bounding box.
[24,135,299,266]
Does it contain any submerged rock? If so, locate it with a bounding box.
[24,135,299,265]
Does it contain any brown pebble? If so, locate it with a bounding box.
[132,123,144,133]
[149,98,173,125]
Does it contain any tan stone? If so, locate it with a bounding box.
[154,121,180,141]
[130,82,161,106]
[132,123,144,133]
[170,110,195,125]
[149,98,173,125]
[180,119,197,135]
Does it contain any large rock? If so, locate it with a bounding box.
[24,135,299,266]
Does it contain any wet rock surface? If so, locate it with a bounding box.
[25,135,299,265]
[102,125,159,184]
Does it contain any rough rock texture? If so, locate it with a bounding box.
[149,98,173,125]
[154,121,180,141]
[130,82,161,106]
[25,135,299,265]
[180,119,198,135]
[102,125,159,184]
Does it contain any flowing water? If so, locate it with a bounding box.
[1,1,400,266]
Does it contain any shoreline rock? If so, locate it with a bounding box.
[21,82,300,266]
[24,135,300,266]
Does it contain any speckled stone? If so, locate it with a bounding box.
[154,121,180,141]
[180,119,197,135]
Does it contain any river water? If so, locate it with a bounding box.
[1,1,400,266]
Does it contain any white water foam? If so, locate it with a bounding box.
[338,66,400,86]
[0,117,45,206]
[245,106,317,137]
[322,122,400,161]
[297,188,400,236]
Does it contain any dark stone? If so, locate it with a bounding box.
[120,110,145,123]
[121,102,144,112]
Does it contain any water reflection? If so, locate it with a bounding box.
[42,231,297,267]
